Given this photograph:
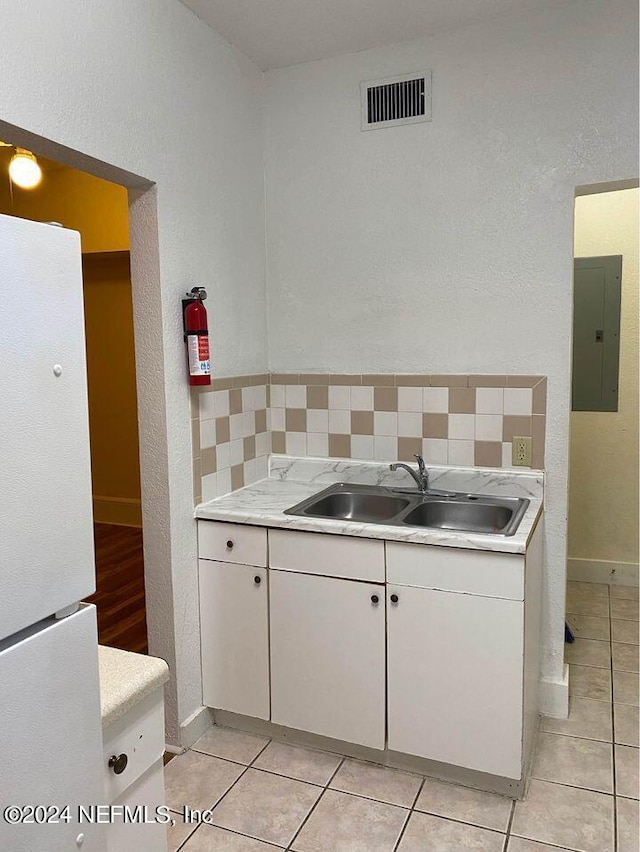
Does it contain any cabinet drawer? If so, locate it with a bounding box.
[269,529,385,582]
[386,542,524,600]
[198,520,267,567]
[103,688,165,803]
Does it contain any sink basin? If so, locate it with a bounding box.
[402,500,516,534]
[285,483,529,536]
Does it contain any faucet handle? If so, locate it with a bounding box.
[414,454,426,474]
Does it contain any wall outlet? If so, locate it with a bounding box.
[512,436,532,467]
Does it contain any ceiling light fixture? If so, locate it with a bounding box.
[9,148,43,189]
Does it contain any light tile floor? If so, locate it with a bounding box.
[166,582,639,852]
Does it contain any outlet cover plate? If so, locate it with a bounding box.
[512,436,532,466]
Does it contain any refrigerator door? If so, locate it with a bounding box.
[0,214,95,641]
[0,605,106,852]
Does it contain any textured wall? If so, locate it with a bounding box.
[0,0,267,741]
[265,0,639,695]
[570,189,639,568]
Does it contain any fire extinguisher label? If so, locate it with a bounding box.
[187,334,211,376]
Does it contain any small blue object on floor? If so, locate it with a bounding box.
[564,621,575,643]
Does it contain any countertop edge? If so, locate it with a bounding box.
[99,645,170,730]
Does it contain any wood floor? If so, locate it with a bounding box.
[87,523,148,654]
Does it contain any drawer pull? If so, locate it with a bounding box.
[254,575,262,585]
[226,540,234,550]
[390,593,399,604]
[371,594,379,604]
[108,753,128,775]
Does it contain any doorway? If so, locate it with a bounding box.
[0,145,148,653]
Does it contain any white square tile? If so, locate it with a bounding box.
[255,385,267,409]
[307,409,329,433]
[328,409,350,434]
[229,439,244,466]
[374,436,397,461]
[423,387,449,413]
[256,432,270,457]
[448,440,474,465]
[270,407,285,431]
[374,411,398,436]
[243,458,257,485]
[216,468,232,496]
[201,473,217,502]
[199,392,216,420]
[255,454,268,480]
[504,387,533,415]
[241,385,256,412]
[243,411,255,438]
[422,438,448,464]
[216,442,230,470]
[270,384,286,408]
[286,385,307,407]
[329,385,351,409]
[475,414,503,441]
[351,435,374,459]
[351,386,374,410]
[200,418,216,448]
[229,413,244,440]
[475,387,504,414]
[448,413,475,440]
[502,442,515,468]
[213,390,231,417]
[307,433,329,456]
[398,412,422,437]
[286,432,307,455]
[398,387,423,412]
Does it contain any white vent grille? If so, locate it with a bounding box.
[360,70,431,131]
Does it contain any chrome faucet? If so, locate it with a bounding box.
[390,454,429,493]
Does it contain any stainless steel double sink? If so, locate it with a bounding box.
[284,483,529,537]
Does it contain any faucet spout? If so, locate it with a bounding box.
[390,454,429,493]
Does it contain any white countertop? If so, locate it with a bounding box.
[196,456,544,554]
[98,645,170,729]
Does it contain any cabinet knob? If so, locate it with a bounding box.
[108,753,128,775]
[390,593,399,604]
[226,540,234,549]
[254,575,261,585]
[370,594,379,604]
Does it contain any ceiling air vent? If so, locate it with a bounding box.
[360,70,431,131]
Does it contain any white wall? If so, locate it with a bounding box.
[570,189,639,572]
[265,0,639,705]
[0,0,267,741]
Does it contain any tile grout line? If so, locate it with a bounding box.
[284,754,346,851]
[503,797,516,851]
[390,775,426,852]
[609,586,619,852]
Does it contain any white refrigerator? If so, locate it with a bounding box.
[0,214,106,851]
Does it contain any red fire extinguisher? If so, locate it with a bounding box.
[183,287,211,386]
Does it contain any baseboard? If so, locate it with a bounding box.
[179,705,213,749]
[93,495,142,527]
[568,558,639,587]
[539,664,569,719]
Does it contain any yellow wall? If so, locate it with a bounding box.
[0,156,140,524]
[570,189,639,568]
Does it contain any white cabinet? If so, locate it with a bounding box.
[270,569,386,749]
[199,560,270,719]
[387,585,524,779]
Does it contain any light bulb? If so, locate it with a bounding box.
[9,149,42,189]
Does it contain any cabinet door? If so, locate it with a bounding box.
[387,586,524,779]
[270,570,385,749]
[199,560,269,719]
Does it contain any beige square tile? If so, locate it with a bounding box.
[423,412,448,438]
[271,431,285,454]
[611,585,639,601]
[351,410,374,435]
[566,613,610,641]
[202,446,217,476]
[231,464,244,490]
[396,374,430,387]
[531,732,613,792]
[328,434,351,458]
[164,750,245,811]
[329,374,361,385]
[532,379,547,415]
[468,375,507,388]
[614,671,639,706]
[362,373,395,386]
[192,726,270,764]
[298,374,328,386]
[397,811,504,852]
[329,758,422,808]
[244,435,256,461]
[567,581,609,598]
[502,415,532,442]
[613,642,639,673]
[507,839,573,852]
[565,638,611,669]
[449,387,476,413]
[253,741,342,786]
[292,789,408,852]
[306,386,328,409]
[540,696,612,742]
[475,441,502,467]
[612,598,639,621]
[511,778,614,852]
[211,768,321,847]
[415,777,512,831]
[612,619,639,645]
[397,436,423,461]
[567,593,610,618]
[285,408,307,432]
[430,374,468,387]
[615,704,640,747]
[229,388,243,415]
[374,386,398,411]
[216,415,231,444]
[507,375,543,387]
[167,819,198,852]
[181,824,282,850]
[616,745,639,799]
[616,796,640,852]
[255,408,267,433]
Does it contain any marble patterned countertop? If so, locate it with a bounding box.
[196,456,544,554]
[98,645,170,729]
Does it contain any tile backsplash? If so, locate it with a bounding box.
[192,373,546,503]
